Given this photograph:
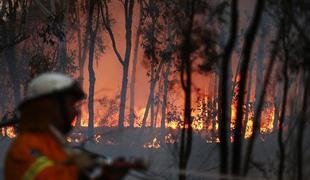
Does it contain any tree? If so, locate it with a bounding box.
[0,0,29,107]
[140,1,167,128]
[231,0,265,175]
[219,0,238,176]
[100,0,135,128]
[86,0,102,141]
[71,0,89,127]
[129,0,144,127]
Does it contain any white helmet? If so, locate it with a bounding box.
[19,72,85,108]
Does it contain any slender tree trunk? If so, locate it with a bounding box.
[118,62,129,128]
[87,0,98,140]
[55,1,68,72]
[254,17,267,120]
[179,2,196,180]
[150,65,155,128]
[297,70,309,180]
[142,61,165,128]
[118,0,134,128]
[100,0,134,128]
[278,40,289,180]
[129,5,142,127]
[76,0,88,127]
[2,3,21,106]
[219,0,238,176]
[4,48,20,106]
[154,79,163,128]
[161,60,172,129]
[243,25,281,175]
[232,0,265,175]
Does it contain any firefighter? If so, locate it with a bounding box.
[4,72,128,180]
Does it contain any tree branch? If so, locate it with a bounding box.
[100,1,124,66]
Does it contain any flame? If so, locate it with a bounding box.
[66,92,276,144]
[244,120,253,139]
[231,102,237,129]
[143,137,161,149]
[206,137,220,144]
[166,121,179,129]
[6,127,16,138]
[260,106,275,134]
[191,120,204,131]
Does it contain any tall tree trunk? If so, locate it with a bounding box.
[2,1,21,106]
[76,0,89,127]
[118,0,135,128]
[100,0,134,128]
[297,70,309,180]
[219,0,238,176]
[55,0,68,72]
[129,1,143,127]
[179,2,196,180]
[232,0,265,175]
[243,25,281,175]
[278,38,289,180]
[254,16,267,120]
[87,0,98,140]
[129,26,141,127]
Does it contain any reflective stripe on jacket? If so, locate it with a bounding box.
[5,132,78,180]
[22,156,54,180]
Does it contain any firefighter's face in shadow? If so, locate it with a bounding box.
[19,94,82,135]
[56,94,82,134]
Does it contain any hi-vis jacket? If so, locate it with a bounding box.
[5,132,78,180]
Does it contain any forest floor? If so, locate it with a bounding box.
[1,127,306,179]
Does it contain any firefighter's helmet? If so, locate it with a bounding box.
[19,72,85,108]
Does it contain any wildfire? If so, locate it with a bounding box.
[191,120,204,131]
[244,120,253,139]
[143,137,161,149]
[231,100,275,139]
[67,92,276,144]
[166,121,179,129]
[143,134,178,149]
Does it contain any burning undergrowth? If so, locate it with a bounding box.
[1,94,276,147]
